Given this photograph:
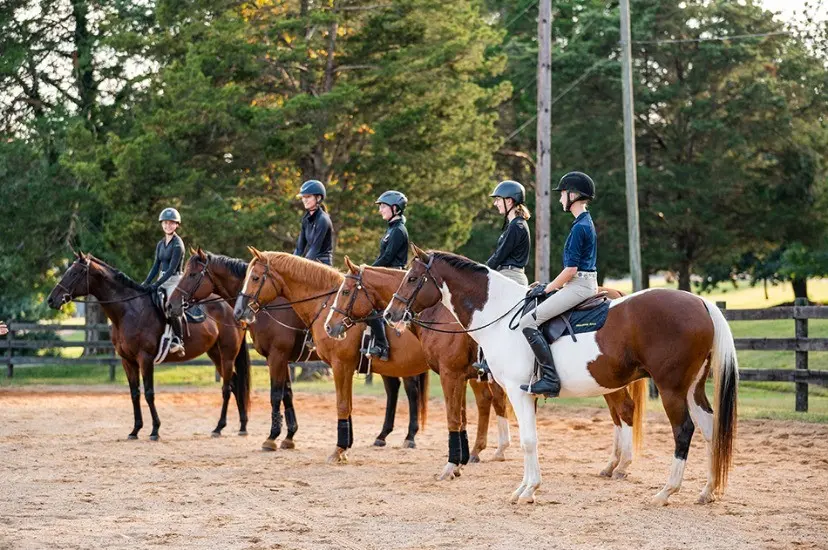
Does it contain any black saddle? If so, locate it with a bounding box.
[152,289,207,324]
[522,290,611,344]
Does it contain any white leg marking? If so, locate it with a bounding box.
[613,422,633,479]
[653,458,686,506]
[493,415,510,461]
[687,359,716,503]
[600,425,621,477]
[502,385,540,504]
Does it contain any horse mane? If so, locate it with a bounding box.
[205,253,249,279]
[88,256,147,291]
[430,251,488,274]
[262,252,344,288]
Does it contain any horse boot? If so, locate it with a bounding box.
[362,315,389,361]
[519,327,561,398]
[169,314,186,356]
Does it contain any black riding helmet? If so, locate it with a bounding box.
[297,179,326,201]
[554,171,595,211]
[158,207,182,224]
[490,180,526,205]
[375,190,408,215]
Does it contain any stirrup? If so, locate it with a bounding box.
[361,345,389,361]
[471,360,491,383]
[170,338,185,356]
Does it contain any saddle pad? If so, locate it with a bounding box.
[541,301,611,343]
[184,304,206,324]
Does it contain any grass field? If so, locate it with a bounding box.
[4,278,828,422]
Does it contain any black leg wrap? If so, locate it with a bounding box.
[348,415,354,448]
[448,431,462,465]
[285,407,298,438]
[459,430,470,465]
[269,387,284,440]
[337,418,350,450]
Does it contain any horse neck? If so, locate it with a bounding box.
[276,266,341,327]
[210,263,244,303]
[87,267,148,326]
[363,268,403,308]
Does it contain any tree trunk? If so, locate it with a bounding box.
[83,297,110,356]
[791,276,809,303]
[641,271,650,289]
[678,261,692,292]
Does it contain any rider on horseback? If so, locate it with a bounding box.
[519,172,598,398]
[294,180,334,266]
[364,190,409,361]
[143,207,187,355]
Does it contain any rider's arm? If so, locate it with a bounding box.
[154,241,184,287]
[293,216,307,256]
[486,222,518,269]
[143,242,161,286]
[373,227,405,267]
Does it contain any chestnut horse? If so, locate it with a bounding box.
[233,248,429,465]
[168,248,427,450]
[385,247,738,506]
[46,252,249,440]
[325,258,644,479]
[325,257,514,478]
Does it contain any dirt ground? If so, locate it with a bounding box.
[1,387,827,550]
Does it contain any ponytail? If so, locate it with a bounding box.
[515,204,531,220]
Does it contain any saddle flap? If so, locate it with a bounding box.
[540,301,611,345]
[184,304,206,324]
[573,291,609,311]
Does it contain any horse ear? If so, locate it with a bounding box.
[248,246,263,260]
[344,256,359,274]
[196,247,207,260]
[412,244,429,262]
[190,247,197,255]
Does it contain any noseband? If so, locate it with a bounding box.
[239,262,273,316]
[330,271,381,331]
[389,255,443,322]
[55,260,89,305]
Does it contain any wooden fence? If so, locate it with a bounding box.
[4,299,827,409]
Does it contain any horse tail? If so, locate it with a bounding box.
[630,378,647,456]
[234,338,252,413]
[417,371,429,431]
[702,298,739,497]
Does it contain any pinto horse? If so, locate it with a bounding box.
[46,252,249,440]
[385,247,738,506]
[233,248,429,464]
[325,258,644,478]
[168,248,427,451]
[324,257,514,478]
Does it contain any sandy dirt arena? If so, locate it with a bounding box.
[1,387,827,550]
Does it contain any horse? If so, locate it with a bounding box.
[46,252,249,440]
[384,246,738,506]
[232,248,430,465]
[325,257,642,478]
[324,257,514,478]
[168,248,427,451]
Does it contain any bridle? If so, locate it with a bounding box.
[238,261,275,317]
[330,269,382,331]
[388,255,444,324]
[55,259,90,305]
[176,257,232,309]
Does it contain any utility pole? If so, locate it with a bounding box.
[535,0,552,283]
[619,0,643,292]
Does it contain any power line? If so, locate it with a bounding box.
[503,0,539,29]
[631,30,790,44]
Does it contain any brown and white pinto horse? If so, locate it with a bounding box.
[324,258,514,478]
[233,249,430,465]
[385,247,738,506]
[325,258,646,479]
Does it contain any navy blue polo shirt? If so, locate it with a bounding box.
[562,211,597,271]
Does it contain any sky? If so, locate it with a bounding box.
[761,0,828,23]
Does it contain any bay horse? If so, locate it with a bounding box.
[325,258,642,479]
[324,258,513,478]
[232,248,430,465]
[46,252,249,440]
[385,246,738,506]
[168,248,427,451]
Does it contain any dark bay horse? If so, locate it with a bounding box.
[46,252,248,440]
[233,248,430,465]
[385,247,738,505]
[325,257,517,478]
[168,248,427,450]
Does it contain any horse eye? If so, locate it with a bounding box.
[252,276,259,282]
[189,273,196,277]
[408,277,417,283]
[342,290,350,296]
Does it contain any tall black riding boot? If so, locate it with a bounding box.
[519,327,561,397]
[169,315,186,356]
[364,315,389,361]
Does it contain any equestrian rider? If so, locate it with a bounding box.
[518,172,598,398]
[143,207,187,355]
[487,180,531,285]
[294,179,334,266]
[364,190,409,361]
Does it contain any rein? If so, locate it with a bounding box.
[329,271,383,331]
[59,259,152,306]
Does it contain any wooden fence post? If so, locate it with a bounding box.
[6,325,13,378]
[794,297,808,412]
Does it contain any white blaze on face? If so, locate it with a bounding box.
[241,260,257,296]
[325,280,347,329]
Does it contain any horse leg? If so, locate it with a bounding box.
[491,382,511,461]
[124,359,143,440]
[460,384,469,466]
[207,348,232,437]
[138,356,161,441]
[282,380,299,449]
[328,360,354,464]
[687,358,716,504]
[653,388,695,506]
[262,356,286,452]
[601,389,635,479]
[436,369,466,481]
[402,376,420,448]
[503,383,541,504]
[374,375,400,447]
[469,380,490,463]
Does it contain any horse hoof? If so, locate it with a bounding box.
[435,463,459,481]
[651,494,670,507]
[518,495,535,505]
[211,431,221,438]
[493,451,506,462]
[261,440,278,452]
[280,439,295,450]
[127,434,138,440]
[469,455,481,464]
[149,435,160,442]
[599,467,614,478]
[402,440,416,449]
[612,471,628,480]
[373,439,387,447]
[238,431,248,437]
[696,493,715,505]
